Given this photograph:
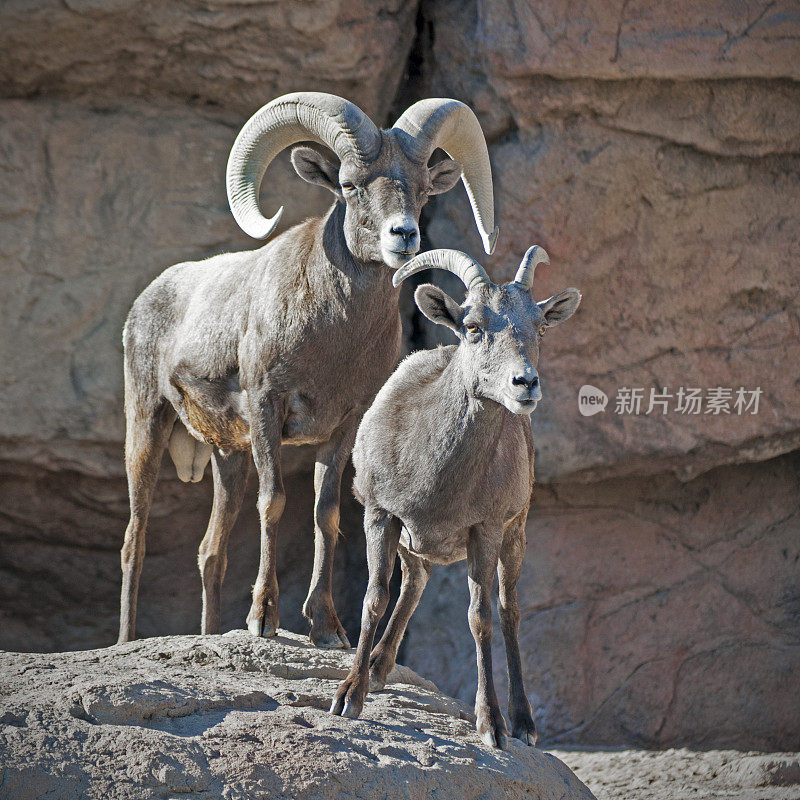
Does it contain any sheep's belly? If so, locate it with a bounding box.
[280,392,343,447]
[400,526,467,566]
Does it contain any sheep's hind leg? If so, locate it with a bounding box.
[246,391,285,638]
[498,513,537,745]
[303,421,357,649]
[198,448,251,634]
[369,545,432,690]
[330,507,400,718]
[118,399,176,644]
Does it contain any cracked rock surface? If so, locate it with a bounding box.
[0,631,595,800]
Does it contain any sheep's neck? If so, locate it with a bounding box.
[423,351,507,480]
[322,202,389,285]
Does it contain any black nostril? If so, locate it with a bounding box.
[390,225,417,241]
[512,374,539,388]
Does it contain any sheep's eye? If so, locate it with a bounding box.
[539,324,547,336]
[465,323,482,337]
[341,181,356,192]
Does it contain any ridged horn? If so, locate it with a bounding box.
[226,92,381,239]
[392,99,498,255]
[392,249,491,292]
[513,245,550,289]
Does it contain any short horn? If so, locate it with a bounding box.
[392,99,498,255]
[513,245,550,290]
[392,249,491,292]
[227,92,381,239]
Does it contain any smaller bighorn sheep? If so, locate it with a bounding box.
[331,247,581,748]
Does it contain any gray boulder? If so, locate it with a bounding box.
[0,630,595,800]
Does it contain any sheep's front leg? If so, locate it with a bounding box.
[498,514,537,745]
[368,545,432,690]
[302,420,357,649]
[467,523,507,749]
[330,506,400,718]
[246,393,285,638]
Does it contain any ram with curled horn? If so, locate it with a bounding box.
[117,92,497,650]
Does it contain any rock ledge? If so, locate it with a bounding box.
[0,630,594,800]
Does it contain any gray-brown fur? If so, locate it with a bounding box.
[117,124,468,649]
[331,249,581,748]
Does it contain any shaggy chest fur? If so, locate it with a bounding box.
[270,289,403,445]
[130,225,402,454]
[174,283,401,450]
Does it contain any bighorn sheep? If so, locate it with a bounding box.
[331,247,581,747]
[118,93,497,649]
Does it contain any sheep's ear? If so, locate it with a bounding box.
[428,157,462,195]
[414,284,464,332]
[291,147,341,198]
[538,288,582,328]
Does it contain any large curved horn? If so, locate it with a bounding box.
[392,249,491,292]
[513,245,550,290]
[392,99,498,256]
[227,92,381,239]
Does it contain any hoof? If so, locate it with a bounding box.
[330,694,360,717]
[330,675,365,719]
[511,724,537,746]
[481,728,507,750]
[341,698,362,719]
[368,672,386,692]
[310,629,351,650]
[511,713,538,746]
[477,706,509,750]
[247,618,277,638]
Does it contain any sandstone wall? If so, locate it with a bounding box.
[413,0,800,482]
[1,0,798,751]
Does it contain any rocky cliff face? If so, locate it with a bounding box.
[1,0,798,752]
[413,0,800,482]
